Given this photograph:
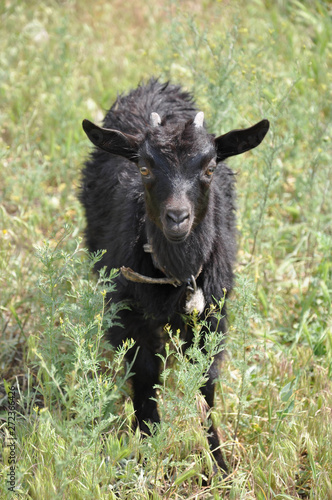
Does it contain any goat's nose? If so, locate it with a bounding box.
[166,209,190,225]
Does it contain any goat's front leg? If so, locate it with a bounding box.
[200,360,229,477]
[126,335,161,435]
[198,314,229,477]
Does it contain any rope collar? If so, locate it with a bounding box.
[120,241,202,289]
[120,240,205,314]
[120,266,182,287]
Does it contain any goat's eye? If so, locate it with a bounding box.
[139,166,150,176]
[205,162,216,177]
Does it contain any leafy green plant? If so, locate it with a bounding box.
[1,0,332,498]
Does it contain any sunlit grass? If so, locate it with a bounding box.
[1,0,331,498]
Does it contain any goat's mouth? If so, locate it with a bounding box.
[163,228,190,243]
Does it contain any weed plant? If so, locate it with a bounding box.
[1,0,331,498]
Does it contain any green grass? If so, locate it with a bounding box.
[1,0,332,498]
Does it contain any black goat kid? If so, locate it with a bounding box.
[80,79,269,475]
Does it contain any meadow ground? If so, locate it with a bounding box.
[0,0,331,498]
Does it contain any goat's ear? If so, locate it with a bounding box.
[82,119,139,161]
[215,119,270,161]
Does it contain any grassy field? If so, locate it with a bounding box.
[1,0,331,498]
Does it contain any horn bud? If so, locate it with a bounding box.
[194,111,204,128]
[150,112,161,127]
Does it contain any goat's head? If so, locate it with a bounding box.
[83,113,269,243]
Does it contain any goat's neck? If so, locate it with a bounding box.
[145,221,213,283]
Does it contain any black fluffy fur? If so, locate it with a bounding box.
[80,79,269,476]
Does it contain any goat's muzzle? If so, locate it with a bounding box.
[163,207,192,243]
